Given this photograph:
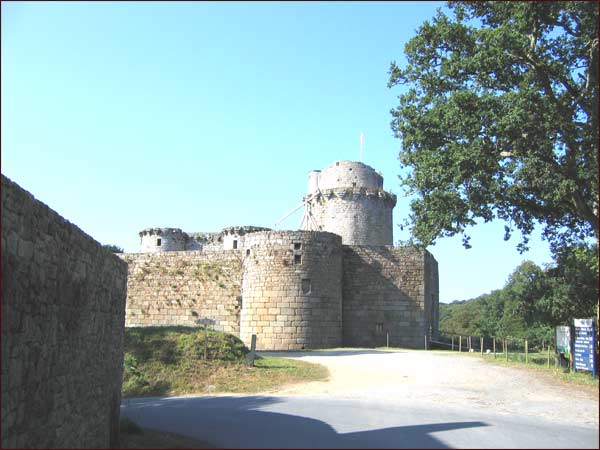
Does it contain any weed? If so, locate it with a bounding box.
[121,327,327,397]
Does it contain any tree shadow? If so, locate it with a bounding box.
[121,395,488,448]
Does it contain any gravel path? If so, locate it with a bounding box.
[260,349,599,428]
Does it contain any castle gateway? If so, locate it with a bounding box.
[120,160,439,350]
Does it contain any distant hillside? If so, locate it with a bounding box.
[439,245,597,345]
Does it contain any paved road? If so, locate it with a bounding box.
[121,350,599,448]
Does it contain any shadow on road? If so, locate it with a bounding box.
[121,395,488,448]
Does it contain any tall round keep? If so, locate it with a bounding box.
[240,230,343,351]
[139,228,187,253]
[306,161,396,246]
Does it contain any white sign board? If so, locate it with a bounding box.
[555,326,570,355]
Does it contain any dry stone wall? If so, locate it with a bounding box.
[120,250,243,333]
[1,174,127,449]
[342,245,437,348]
[240,231,343,350]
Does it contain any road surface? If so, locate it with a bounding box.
[121,349,599,448]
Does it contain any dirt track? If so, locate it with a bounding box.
[261,349,599,427]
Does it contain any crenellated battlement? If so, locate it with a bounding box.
[139,227,187,237]
[315,187,397,207]
[222,225,271,236]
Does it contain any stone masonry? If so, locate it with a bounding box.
[1,174,128,448]
[240,231,343,350]
[120,249,243,333]
[123,160,439,351]
[305,161,396,246]
[342,246,439,348]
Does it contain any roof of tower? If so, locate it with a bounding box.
[312,160,384,191]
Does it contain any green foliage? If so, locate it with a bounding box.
[440,245,598,342]
[388,1,598,253]
[122,327,327,398]
[103,244,124,253]
[122,327,250,397]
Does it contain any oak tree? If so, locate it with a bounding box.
[388,1,598,253]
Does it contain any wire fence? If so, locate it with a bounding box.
[429,330,571,369]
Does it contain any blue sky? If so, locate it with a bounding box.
[1,1,554,303]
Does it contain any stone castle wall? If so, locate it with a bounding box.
[240,231,343,350]
[342,246,437,348]
[1,175,127,449]
[139,228,188,253]
[306,161,396,246]
[121,238,438,351]
[124,160,438,351]
[310,189,396,246]
[424,251,440,336]
[119,250,243,333]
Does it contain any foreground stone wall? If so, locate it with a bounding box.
[120,250,243,333]
[1,174,127,449]
[240,231,343,350]
[342,246,436,348]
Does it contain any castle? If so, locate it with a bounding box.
[120,160,439,350]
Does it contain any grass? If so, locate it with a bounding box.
[119,417,215,449]
[122,326,329,398]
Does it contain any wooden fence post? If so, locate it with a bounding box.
[547,345,550,368]
[525,339,528,364]
[246,334,257,366]
[480,336,484,355]
[204,326,209,360]
[459,335,462,353]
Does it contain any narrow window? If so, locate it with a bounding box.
[157,238,162,246]
[294,254,302,265]
[294,242,302,250]
[301,278,311,294]
[233,240,238,249]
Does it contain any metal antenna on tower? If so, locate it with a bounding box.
[360,131,365,162]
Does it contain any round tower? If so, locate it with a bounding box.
[305,160,396,246]
[221,225,272,250]
[240,230,343,350]
[139,228,188,253]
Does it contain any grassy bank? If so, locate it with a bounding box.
[122,326,328,398]
[119,417,215,449]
